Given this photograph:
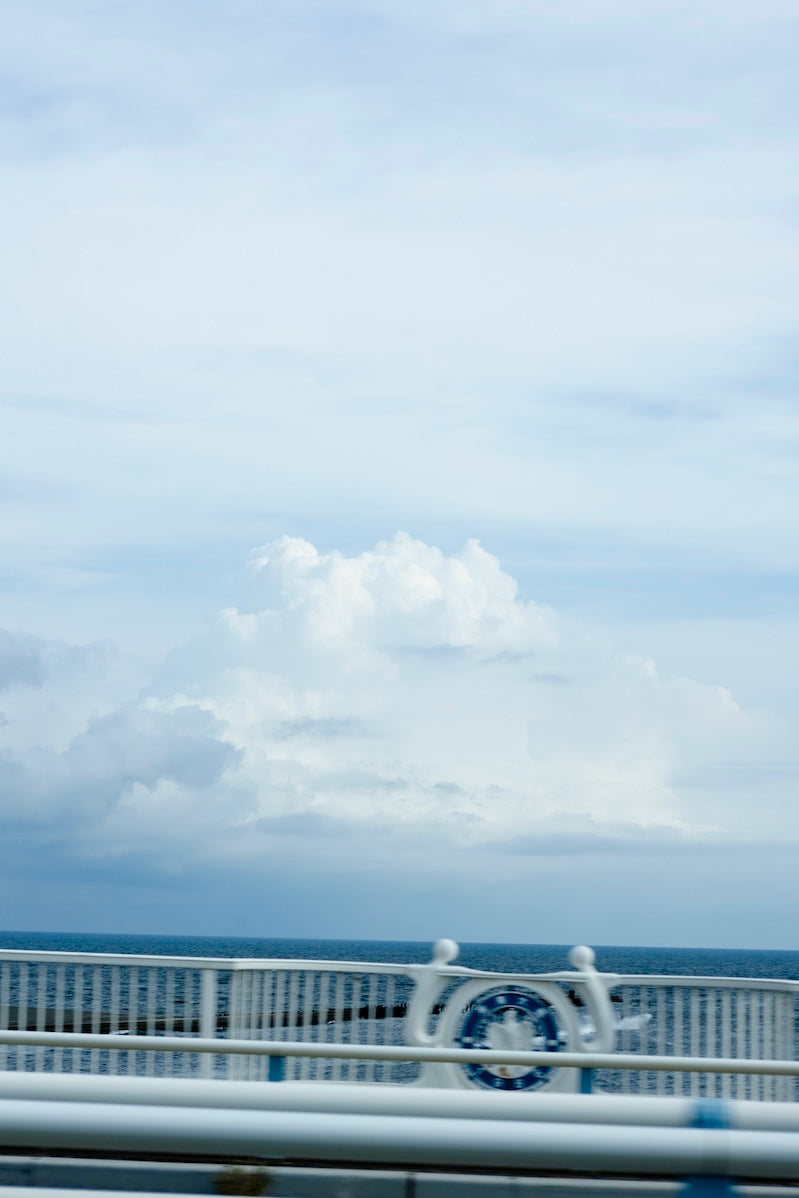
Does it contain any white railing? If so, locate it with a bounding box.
[0,946,796,1100]
[227,961,421,1083]
[0,950,225,1079]
[3,1075,799,1188]
[600,976,799,1102]
[0,950,422,1083]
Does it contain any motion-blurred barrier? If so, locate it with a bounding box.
[0,943,796,1099]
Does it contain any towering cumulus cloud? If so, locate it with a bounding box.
[141,534,779,857]
[0,535,787,891]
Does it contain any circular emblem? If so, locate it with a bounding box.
[456,985,563,1091]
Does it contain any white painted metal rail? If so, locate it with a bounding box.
[0,949,421,1084]
[602,975,799,1101]
[0,946,796,1101]
[1,1076,799,1186]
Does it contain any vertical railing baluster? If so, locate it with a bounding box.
[316,971,330,1083]
[268,970,280,1081]
[384,974,396,1083]
[781,992,788,1102]
[655,985,666,1095]
[108,966,121,1076]
[706,987,717,1098]
[301,972,315,1082]
[246,971,256,1080]
[174,970,185,1077]
[165,969,175,1034]
[343,973,355,1084]
[365,972,379,1083]
[189,971,199,1078]
[286,971,299,1081]
[227,970,240,1080]
[127,966,138,1076]
[735,989,746,1100]
[332,972,346,1081]
[788,993,796,1102]
[689,988,700,1096]
[231,971,245,1081]
[766,991,776,1103]
[644,986,655,1094]
[619,987,630,1093]
[254,970,263,1080]
[0,958,8,1073]
[671,988,682,1096]
[144,969,156,1076]
[777,990,787,1102]
[750,988,757,1101]
[353,973,365,1083]
[629,986,639,1093]
[256,970,269,1081]
[0,963,9,1073]
[17,963,29,1073]
[163,968,175,1077]
[255,970,268,1081]
[755,990,764,1102]
[199,969,217,1079]
[34,963,47,1071]
[720,989,732,1099]
[88,965,101,1074]
[247,970,256,1079]
[782,992,791,1102]
[74,965,85,1073]
[272,970,286,1081]
[53,964,65,1075]
[746,988,753,1101]
[109,965,121,1034]
[787,992,795,1102]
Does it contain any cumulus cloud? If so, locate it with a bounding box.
[0,629,104,691]
[0,531,795,901]
[0,704,239,830]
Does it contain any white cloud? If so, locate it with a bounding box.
[2,535,791,882]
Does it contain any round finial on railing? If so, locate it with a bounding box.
[568,944,596,971]
[432,938,459,964]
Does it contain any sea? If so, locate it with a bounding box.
[0,930,797,981]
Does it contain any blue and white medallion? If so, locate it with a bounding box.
[456,985,563,1091]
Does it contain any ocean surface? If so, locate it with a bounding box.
[1,930,797,981]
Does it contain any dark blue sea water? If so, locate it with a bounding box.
[1,931,797,981]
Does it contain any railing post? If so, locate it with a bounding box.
[199,970,218,1079]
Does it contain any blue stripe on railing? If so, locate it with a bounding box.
[268,1055,285,1082]
[682,1099,730,1197]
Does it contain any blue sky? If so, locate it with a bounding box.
[1,0,799,947]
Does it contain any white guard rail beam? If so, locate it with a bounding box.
[2,1028,799,1080]
[5,1073,799,1133]
[3,1096,799,1180]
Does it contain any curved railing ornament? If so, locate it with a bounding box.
[405,940,616,1092]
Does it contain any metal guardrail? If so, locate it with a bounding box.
[1,1076,799,1190]
[1,945,797,1099]
[2,1028,799,1089]
[605,976,799,1101]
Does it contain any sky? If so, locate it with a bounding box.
[1,0,799,950]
